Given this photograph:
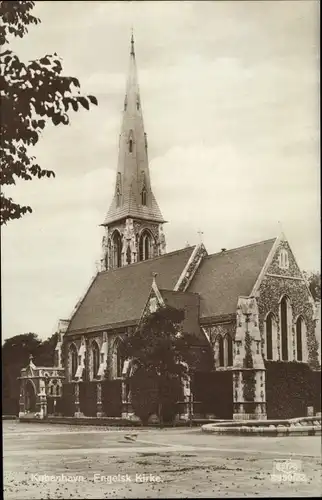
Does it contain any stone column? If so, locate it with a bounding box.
[96,382,105,417]
[39,378,47,419]
[74,382,83,417]
[233,296,267,421]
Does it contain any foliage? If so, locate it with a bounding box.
[61,382,76,417]
[265,360,320,419]
[303,271,321,302]
[123,305,193,381]
[0,1,98,224]
[243,328,253,369]
[242,370,256,402]
[122,305,195,423]
[192,371,233,419]
[102,380,122,417]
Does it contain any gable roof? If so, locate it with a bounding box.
[66,246,195,335]
[188,238,276,320]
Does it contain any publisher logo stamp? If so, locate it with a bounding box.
[271,459,307,483]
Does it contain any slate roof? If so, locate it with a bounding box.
[160,289,208,346]
[66,246,195,334]
[103,189,165,225]
[188,238,276,320]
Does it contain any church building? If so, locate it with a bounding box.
[19,35,321,423]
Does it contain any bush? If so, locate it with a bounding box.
[102,379,122,417]
[265,361,320,419]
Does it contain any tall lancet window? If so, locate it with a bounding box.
[128,130,134,154]
[91,341,100,380]
[141,171,147,206]
[139,230,152,261]
[112,231,122,268]
[217,336,224,367]
[280,296,291,361]
[224,334,233,367]
[296,316,304,361]
[141,186,147,206]
[69,343,78,381]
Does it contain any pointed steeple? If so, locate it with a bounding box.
[103,32,165,226]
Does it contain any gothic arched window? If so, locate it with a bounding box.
[224,335,233,367]
[69,343,78,380]
[91,341,100,379]
[139,230,152,261]
[141,187,147,206]
[112,231,122,268]
[112,338,125,379]
[280,296,291,361]
[126,245,131,265]
[296,317,304,361]
[217,336,224,367]
[129,139,133,153]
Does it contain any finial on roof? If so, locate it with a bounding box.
[197,230,204,244]
[152,272,158,285]
[130,28,135,56]
[277,220,286,240]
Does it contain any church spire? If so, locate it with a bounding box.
[100,33,166,271]
[102,32,165,226]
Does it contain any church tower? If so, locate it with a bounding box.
[100,33,166,271]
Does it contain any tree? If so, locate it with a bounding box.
[2,332,41,414]
[0,1,98,225]
[2,331,58,414]
[303,271,321,302]
[122,305,195,425]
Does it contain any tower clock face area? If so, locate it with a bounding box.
[100,34,166,271]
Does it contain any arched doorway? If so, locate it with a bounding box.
[25,380,36,412]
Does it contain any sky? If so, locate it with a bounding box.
[2,0,320,341]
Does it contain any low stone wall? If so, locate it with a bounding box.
[17,415,202,427]
[201,416,321,436]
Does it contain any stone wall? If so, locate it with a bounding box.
[257,240,319,369]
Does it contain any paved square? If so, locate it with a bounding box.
[3,421,321,499]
